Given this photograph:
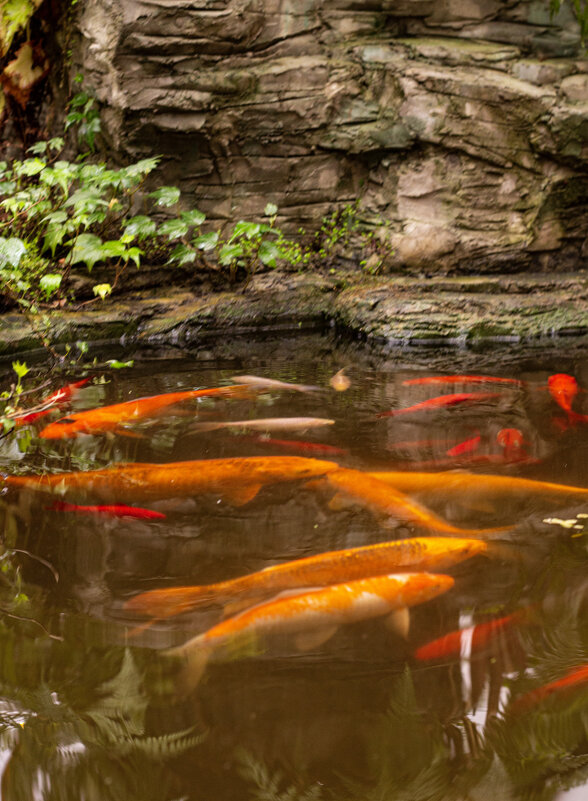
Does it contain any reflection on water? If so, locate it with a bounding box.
[2,337,588,799]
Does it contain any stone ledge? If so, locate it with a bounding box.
[1,271,588,359]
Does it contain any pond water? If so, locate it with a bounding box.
[1,334,588,800]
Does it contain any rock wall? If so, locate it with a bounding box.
[74,0,588,273]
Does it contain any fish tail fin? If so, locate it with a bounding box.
[461,525,516,541]
[124,586,215,619]
[189,422,225,434]
[485,541,530,563]
[164,636,213,695]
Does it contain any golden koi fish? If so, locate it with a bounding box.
[39,384,252,438]
[307,467,510,538]
[4,456,340,506]
[165,572,454,691]
[368,471,588,507]
[125,536,487,621]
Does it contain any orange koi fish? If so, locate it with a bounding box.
[4,456,340,506]
[7,379,90,427]
[230,375,319,393]
[232,434,348,457]
[368,471,588,507]
[330,368,351,392]
[125,536,486,621]
[39,384,252,438]
[376,392,503,418]
[415,608,529,662]
[402,376,523,387]
[547,374,588,425]
[511,664,588,713]
[165,572,454,691]
[306,468,510,538]
[47,500,166,520]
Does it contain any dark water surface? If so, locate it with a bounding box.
[2,335,588,800]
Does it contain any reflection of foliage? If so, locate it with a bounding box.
[0,648,206,801]
[237,748,323,801]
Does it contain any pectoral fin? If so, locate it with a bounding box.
[221,484,262,506]
[294,625,339,652]
[115,428,146,440]
[328,492,354,512]
[385,607,410,639]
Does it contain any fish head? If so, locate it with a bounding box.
[39,415,86,439]
[496,428,524,450]
[548,374,578,404]
[400,572,455,604]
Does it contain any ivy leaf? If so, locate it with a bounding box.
[124,157,160,179]
[39,273,62,300]
[193,231,218,251]
[148,186,180,208]
[27,141,48,155]
[158,218,188,241]
[264,202,278,217]
[106,359,134,369]
[126,247,141,268]
[93,283,112,300]
[0,237,26,268]
[219,243,243,266]
[258,240,280,268]
[168,243,196,266]
[43,222,69,256]
[180,209,206,227]
[69,233,104,271]
[15,157,45,177]
[230,221,260,241]
[123,216,157,240]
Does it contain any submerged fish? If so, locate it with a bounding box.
[306,467,510,538]
[190,417,335,434]
[547,374,588,425]
[231,434,348,457]
[8,379,90,427]
[330,368,351,392]
[230,375,319,393]
[446,434,482,457]
[165,572,454,692]
[4,456,340,506]
[376,392,503,418]
[39,384,252,438]
[415,608,529,662]
[368,470,588,507]
[511,664,588,714]
[402,376,523,387]
[496,428,526,457]
[47,501,166,520]
[125,536,486,621]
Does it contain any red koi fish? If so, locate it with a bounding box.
[231,434,348,457]
[165,572,455,692]
[511,664,588,714]
[415,609,529,662]
[548,374,588,425]
[446,434,481,457]
[47,500,166,520]
[39,384,252,438]
[496,428,526,457]
[8,379,90,426]
[376,392,503,418]
[403,376,524,387]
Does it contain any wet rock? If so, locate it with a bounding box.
[67,1,588,274]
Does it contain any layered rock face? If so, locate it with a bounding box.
[75,0,588,273]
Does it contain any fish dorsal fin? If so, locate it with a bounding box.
[294,625,339,652]
[221,484,262,507]
[385,607,410,639]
